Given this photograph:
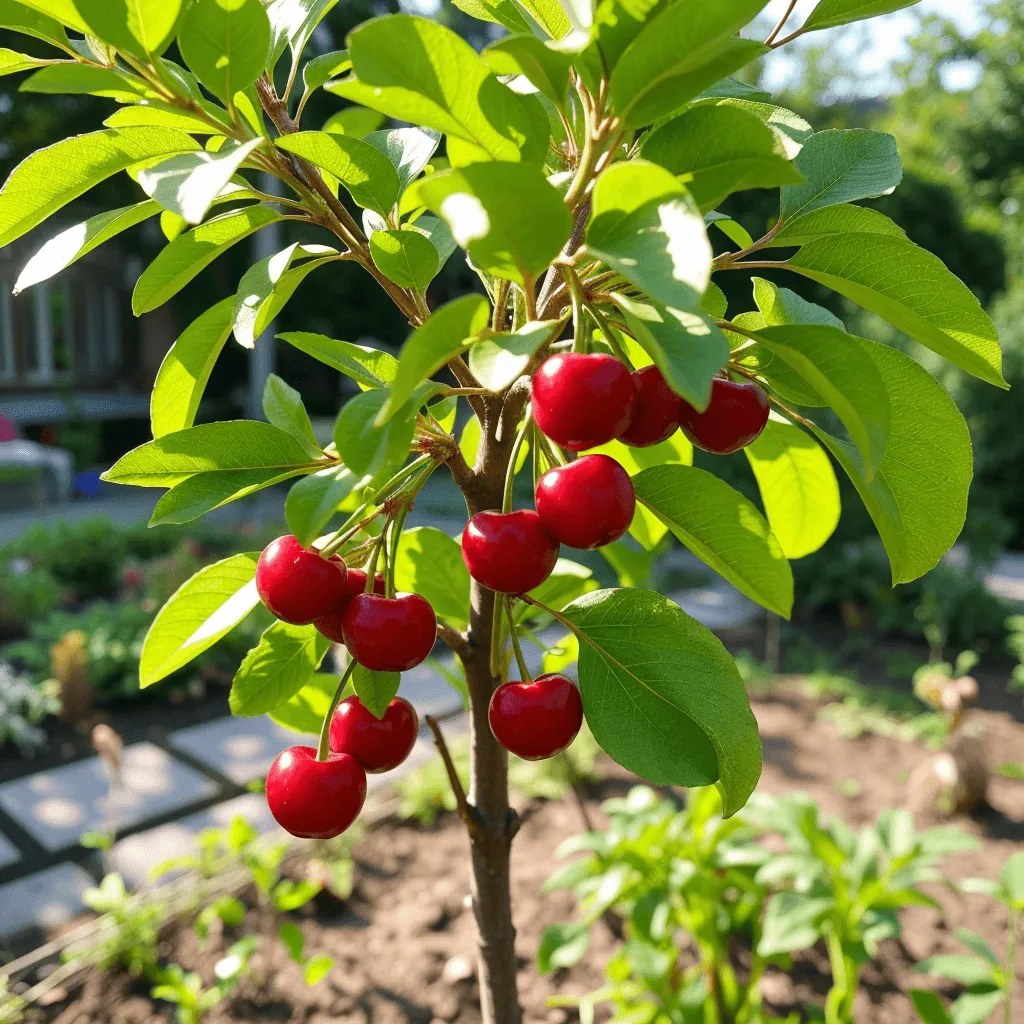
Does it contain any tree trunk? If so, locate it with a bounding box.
[458,403,523,1024]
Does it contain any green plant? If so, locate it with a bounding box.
[1004,615,1024,692]
[0,0,1004,1018]
[0,974,25,1024]
[0,663,61,753]
[0,566,62,637]
[910,852,1023,1024]
[80,873,165,979]
[150,938,259,1024]
[542,785,775,1024]
[747,797,981,1024]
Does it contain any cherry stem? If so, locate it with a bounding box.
[317,659,358,762]
[386,507,408,599]
[504,597,532,683]
[319,503,372,558]
[490,592,506,679]
[586,300,633,369]
[364,531,387,593]
[562,264,589,354]
[502,412,532,514]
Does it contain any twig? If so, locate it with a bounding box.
[437,619,471,660]
[425,715,485,841]
[765,0,799,45]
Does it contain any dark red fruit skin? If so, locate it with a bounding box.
[265,745,366,839]
[329,695,419,774]
[535,454,635,550]
[256,535,347,625]
[678,377,770,455]
[341,593,437,672]
[488,674,584,760]
[314,571,386,643]
[461,510,560,594]
[619,365,683,448]
[532,353,638,452]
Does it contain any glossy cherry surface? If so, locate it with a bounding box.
[265,745,366,839]
[488,674,584,760]
[256,535,347,625]
[532,353,638,452]
[535,454,635,549]
[329,695,419,773]
[461,510,560,594]
[341,592,436,672]
[619,365,683,448]
[678,377,770,455]
[314,571,386,643]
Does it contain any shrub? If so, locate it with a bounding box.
[0,662,60,754]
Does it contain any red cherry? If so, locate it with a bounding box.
[535,454,635,550]
[678,377,770,455]
[256,535,347,625]
[488,674,584,760]
[532,353,638,452]
[329,695,419,773]
[619,365,683,448]
[315,571,387,643]
[341,593,436,672]
[461,510,559,594]
[265,746,366,839]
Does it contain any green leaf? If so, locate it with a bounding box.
[269,673,339,734]
[335,390,416,479]
[0,126,198,249]
[0,47,50,75]
[781,129,902,221]
[949,988,1005,1024]
[74,0,181,57]
[232,242,338,349]
[633,464,793,617]
[609,0,770,126]
[770,201,907,247]
[561,588,762,815]
[410,214,456,270]
[140,552,261,687]
[230,621,331,717]
[379,293,490,421]
[262,373,320,454]
[304,955,334,987]
[954,930,999,966]
[804,0,923,32]
[468,319,564,392]
[151,298,235,438]
[744,419,840,560]
[482,34,572,104]
[538,923,589,973]
[394,527,471,631]
[754,276,845,331]
[104,104,220,133]
[137,138,263,225]
[612,293,728,411]
[302,48,350,94]
[758,893,832,956]
[275,131,400,216]
[784,230,1005,388]
[586,161,711,312]
[285,465,358,547]
[352,664,401,720]
[150,467,310,525]
[420,162,571,284]
[363,126,440,197]
[264,0,339,66]
[328,14,540,162]
[0,0,71,49]
[278,331,397,388]
[14,199,159,293]
[133,205,285,315]
[1000,851,1024,907]
[102,420,321,486]
[517,558,598,624]
[177,0,271,102]
[910,990,953,1024]
[754,324,891,479]
[811,339,972,584]
[450,0,531,34]
[19,64,147,100]
[642,102,803,212]
[322,105,385,138]
[370,230,439,290]
[914,956,995,988]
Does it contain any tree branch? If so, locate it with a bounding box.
[425,715,484,842]
[765,0,799,45]
[437,620,471,659]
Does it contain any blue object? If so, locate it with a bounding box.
[73,470,103,498]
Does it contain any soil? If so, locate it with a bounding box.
[16,685,1024,1024]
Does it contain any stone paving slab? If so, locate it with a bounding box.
[0,829,19,869]
[673,585,760,630]
[168,716,318,786]
[0,862,95,935]
[0,742,220,852]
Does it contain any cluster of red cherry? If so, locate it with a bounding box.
[256,351,770,841]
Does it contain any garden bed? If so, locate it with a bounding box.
[17,685,1024,1024]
